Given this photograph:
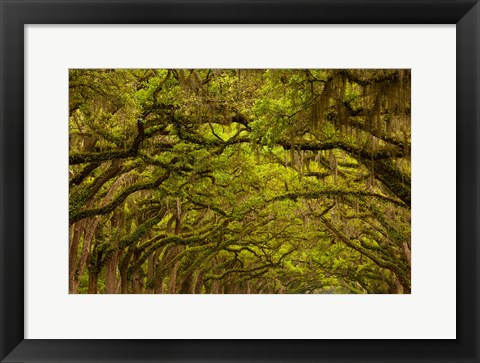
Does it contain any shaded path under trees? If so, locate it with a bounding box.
[69,69,411,294]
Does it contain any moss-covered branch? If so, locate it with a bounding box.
[70,171,170,223]
[270,188,407,207]
[278,140,406,160]
[320,216,410,291]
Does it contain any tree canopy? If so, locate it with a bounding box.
[69,69,411,294]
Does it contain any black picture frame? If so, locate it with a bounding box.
[1,1,479,362]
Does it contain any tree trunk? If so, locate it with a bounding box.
[120,248,133,294]
[154,277,164,294]
[168,261,180,294]
[145,254,155,294]
[105,251,119,294]
[88,270,98,294]
[132,269,142,294]
[194,272,204,294]
[69,221,85,293]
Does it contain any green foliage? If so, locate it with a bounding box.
[69,69,411,294]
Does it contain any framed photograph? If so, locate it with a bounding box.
[1,0,478,362]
